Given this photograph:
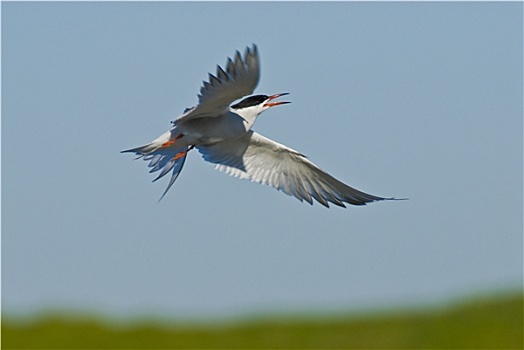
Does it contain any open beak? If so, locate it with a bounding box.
[263,93,291,108]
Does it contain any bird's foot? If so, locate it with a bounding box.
[173,145,195,160]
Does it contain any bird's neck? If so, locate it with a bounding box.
[232,108,261,130]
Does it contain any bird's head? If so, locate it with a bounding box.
[231,93,290,119]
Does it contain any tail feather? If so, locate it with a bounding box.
[121,143,160,156]
[158,154,187,201]
[121,129,177,156]
[122,143,189,200]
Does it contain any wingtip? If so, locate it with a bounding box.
[345,195,408,207]
[387,197,409,201]
[246,43,258,59]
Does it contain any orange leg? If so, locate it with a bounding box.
[173,145,195,160]
[161,133,184,148]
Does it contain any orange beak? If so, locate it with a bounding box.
[263,93,291,108]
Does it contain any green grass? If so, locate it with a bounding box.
[2,292,522,349]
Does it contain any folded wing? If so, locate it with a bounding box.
[197,131,391,207]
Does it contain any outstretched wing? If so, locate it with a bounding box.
[197,131,392,207]
[175,45,260,123]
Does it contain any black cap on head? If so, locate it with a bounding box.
[231,95,269,109]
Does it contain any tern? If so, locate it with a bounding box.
[122,44,396,207]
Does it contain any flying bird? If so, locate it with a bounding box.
[122,44,396,207]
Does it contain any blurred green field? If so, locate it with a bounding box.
[2,292,522,349]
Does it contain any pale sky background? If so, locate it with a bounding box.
[2,2,522,319]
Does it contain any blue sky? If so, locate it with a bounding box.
[2,2,522,319]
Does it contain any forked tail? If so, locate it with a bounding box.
[121,143,192,201]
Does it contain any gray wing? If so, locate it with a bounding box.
[197,131,392,207]
[175,45,260,123]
